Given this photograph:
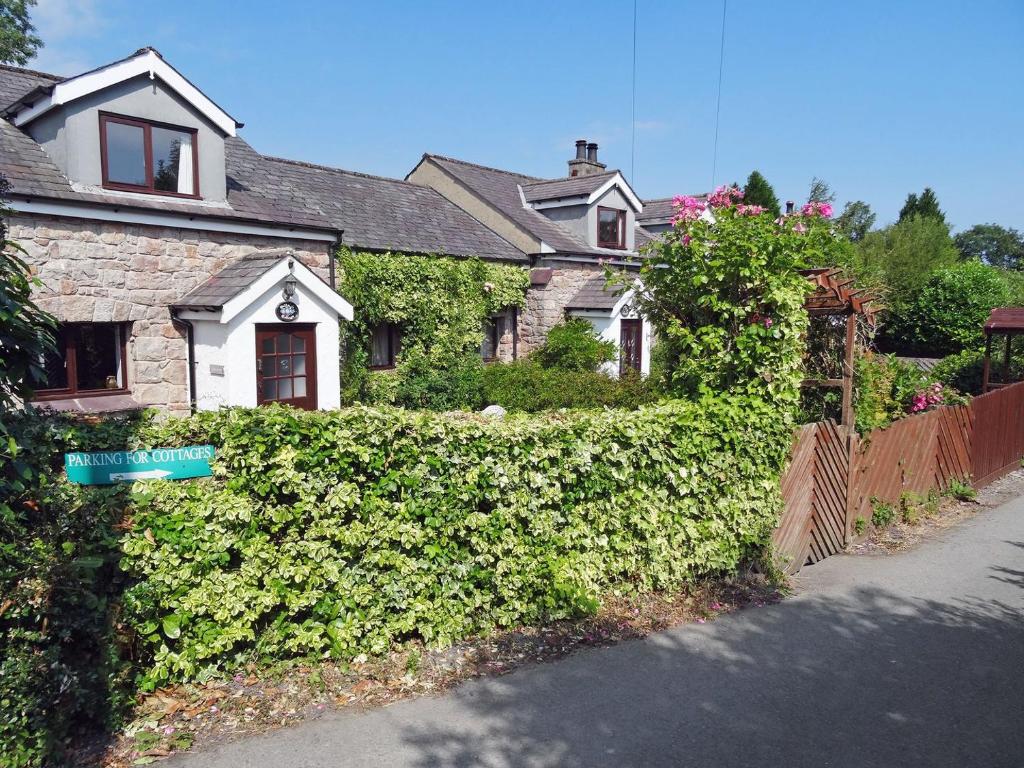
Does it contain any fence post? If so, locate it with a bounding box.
[841,311,856,429]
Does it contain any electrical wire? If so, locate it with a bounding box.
[710,0,728,190]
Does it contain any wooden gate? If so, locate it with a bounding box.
[774,381,1024,573]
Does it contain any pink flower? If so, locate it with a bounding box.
[736,204,765,217]
[801,201,834,218]
[707,185,743,209]
[681,234,692,245]
[163,726,176,736]
[793,221,808,234]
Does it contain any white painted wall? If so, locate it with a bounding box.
[570,303,653,378]
[187,276,342,410]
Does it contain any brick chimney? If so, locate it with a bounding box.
[567,139,607,177]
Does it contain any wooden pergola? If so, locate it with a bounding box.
[799,268,878,428]
[982,308,1024,393]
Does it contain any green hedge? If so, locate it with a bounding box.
[481,360,657,412]
[2,397,790,761]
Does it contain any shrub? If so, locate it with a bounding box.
[630,187,837,411]
[871,500,896,528]
[533,318,616,372]
[944,478,977,502]
[931,344,1024,396]
[481,360,656,412]
[884,261,1013,355]
[853,352,963,433]
[113,396,790,687]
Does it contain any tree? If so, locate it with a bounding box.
[898,187,945,225]
[954,223,1024,270]
[835,200,876,242]
[886,261,1013,355]
[0,0,41,66]
[741,171,781,217]
[0,178,56,410]
[807,177,835,204]
[855,215,959,299]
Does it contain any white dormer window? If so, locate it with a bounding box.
[597,206,625,249]
[99,112,198,198]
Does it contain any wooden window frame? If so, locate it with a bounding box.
[255,323,318,410]
[33,323,130,401]
[99,111,201,199]
[481,316,503,362]
[368,323,401,370]
[597,206,626,250]
[619,318,643,376]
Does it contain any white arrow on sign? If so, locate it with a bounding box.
[109,469,172,481]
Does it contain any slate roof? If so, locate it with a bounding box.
[0,62,523,261]
[565,275,626,311]
[636,195,706,225]
[418,154,634,257]
[520,171,618,202]
[174,251,291,308]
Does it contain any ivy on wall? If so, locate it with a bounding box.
[337,248,529,408]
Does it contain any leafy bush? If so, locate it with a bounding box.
[533,318,616,372]
[853,352,963,433]
[884,261,1013,355]
[481,360,656,412]
[930,344,1024,396]
[113,396,790,687]
[1,411,143,767]
[630,187,838,410]
[337,249,528,409]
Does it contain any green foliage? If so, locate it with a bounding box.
[931,343,1024,395]
[741,171,781,217]
[853,517,867,536]
[853,352,960,433]
[632,191,835,413]
[337,248,528,409]
[533,318,616,372]
[944,478,977,502]
[481,360,656,412]
[807,177,835,205]
[0,411,144,767]
[885,261,1013,356]
[0,180,57,411]
[856,216,959,301]
[898,187,946,226]
[871,500,896,528]
[0,0,41,66]
[955,223,1024,270]
[835,200,876,242]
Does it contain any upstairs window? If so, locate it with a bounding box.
[32,323,128,399]
[100,113,198,197]
[597,207,626,249]
[369,323,401,369]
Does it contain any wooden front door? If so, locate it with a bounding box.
[619,319,643,376]
[255,324,317,410]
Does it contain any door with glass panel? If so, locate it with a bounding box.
[255,325,317,410]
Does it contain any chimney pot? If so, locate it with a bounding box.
[586,142,598,163]
[785,200,795,214]
[575,139,587,160]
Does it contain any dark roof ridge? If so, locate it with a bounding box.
[0,62,62,81]
[263,154,421,187]
[522,169,620,188]
[425,153,547,182]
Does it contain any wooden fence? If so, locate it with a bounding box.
[774,380,1024,573]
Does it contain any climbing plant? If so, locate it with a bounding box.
[336,248,529,409]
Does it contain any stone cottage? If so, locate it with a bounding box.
[1,47,678,415]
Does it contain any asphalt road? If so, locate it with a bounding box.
[172,493,1024,768]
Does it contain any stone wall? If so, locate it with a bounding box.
[12,213,332,414]
[518,263,604,354]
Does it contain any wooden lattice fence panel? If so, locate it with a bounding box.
[774,424,817,574]
[808,421,851,564]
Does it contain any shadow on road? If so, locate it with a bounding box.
[395,586,1024,768]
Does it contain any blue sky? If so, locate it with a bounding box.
[29,0,1024,232]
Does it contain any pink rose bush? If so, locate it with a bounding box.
[801,201,833,218]
[910,382,945,413]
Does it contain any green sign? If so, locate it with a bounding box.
[65,445,215,485]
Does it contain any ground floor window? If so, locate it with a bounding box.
[32,323,128,398]
[369,323,401,369]
[480,315,506,361]
[619,318,642,376]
